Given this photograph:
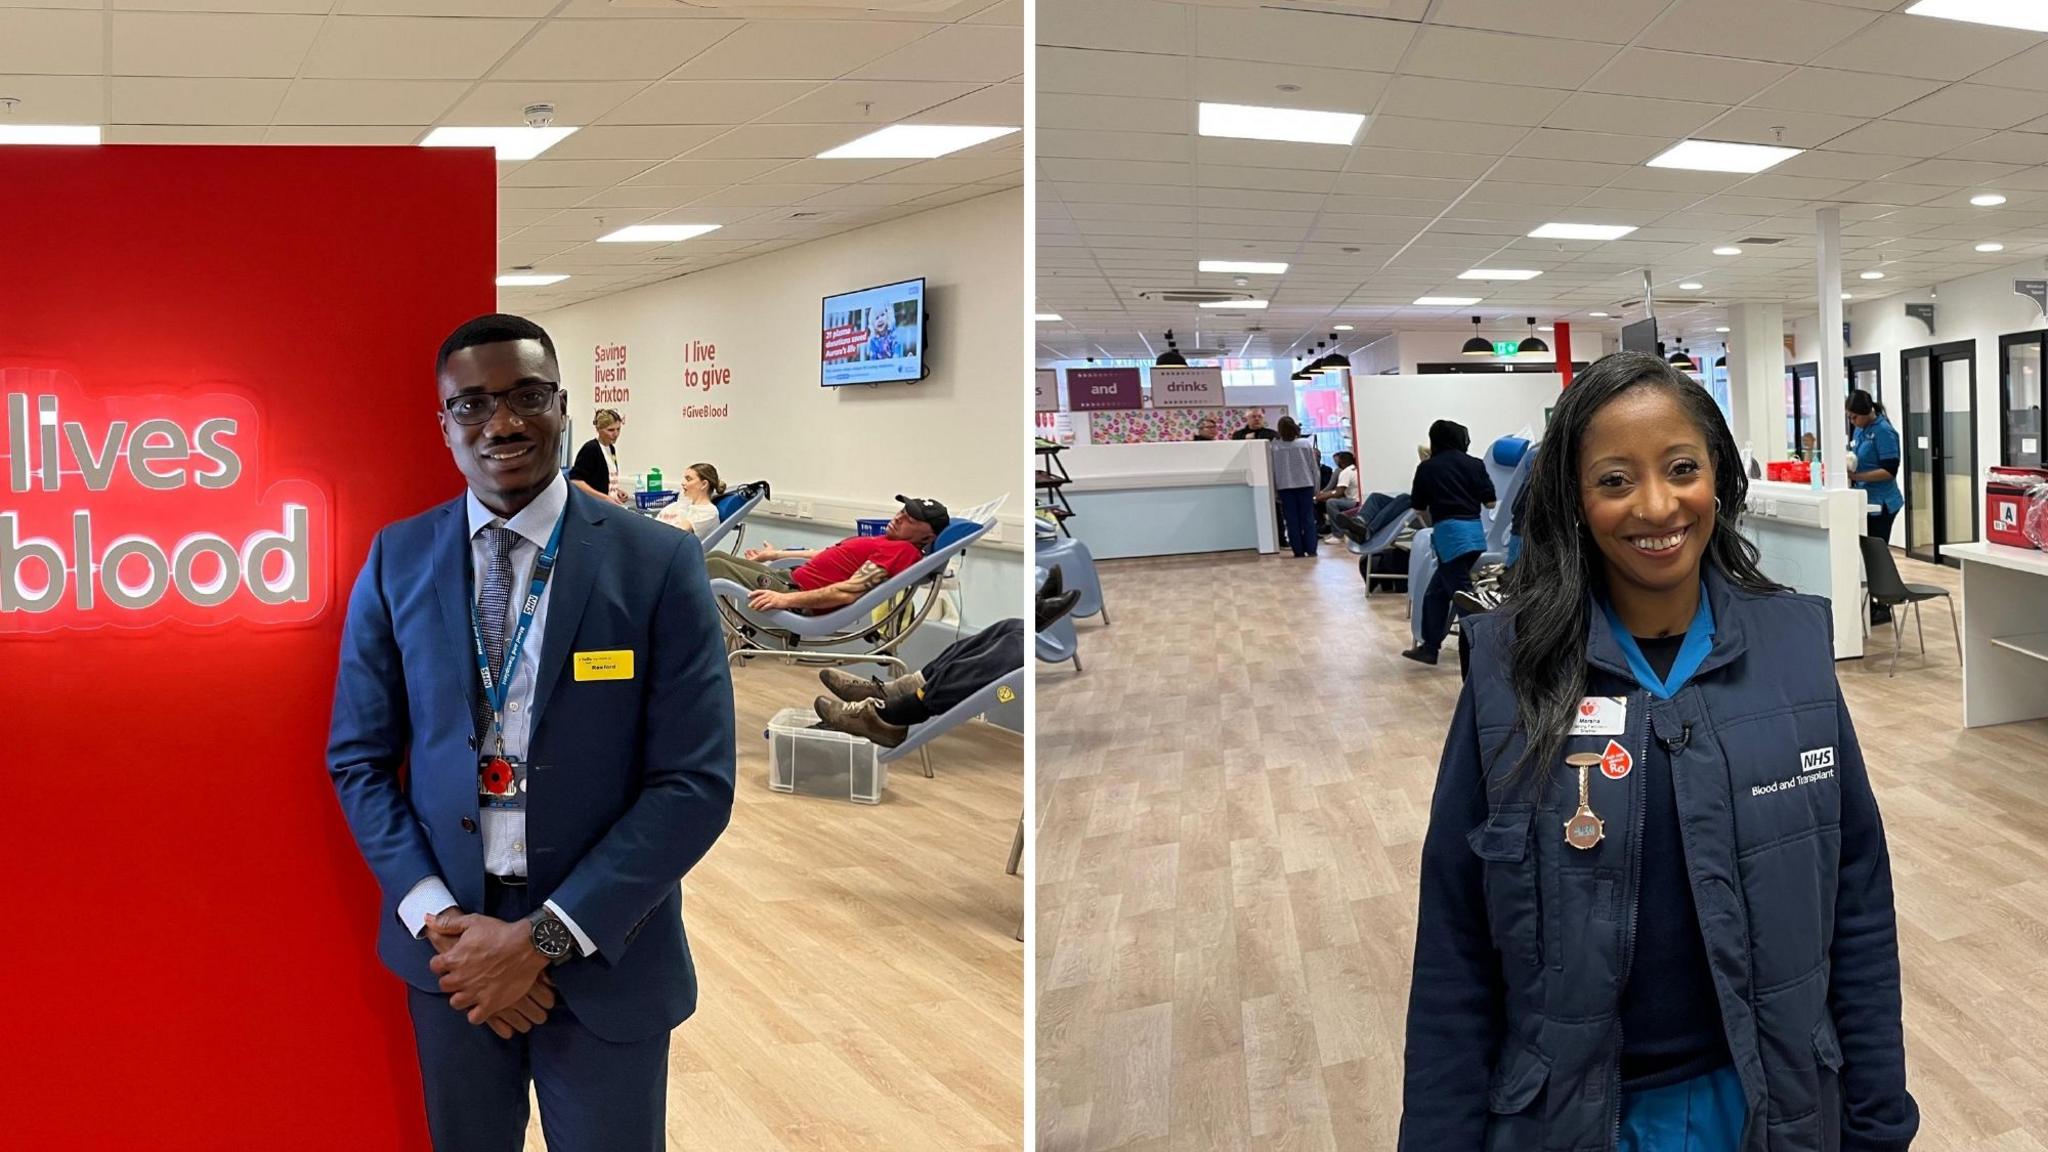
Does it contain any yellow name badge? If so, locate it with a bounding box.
[574,650,635,681]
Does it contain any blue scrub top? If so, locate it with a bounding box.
[1850,416,1904,514]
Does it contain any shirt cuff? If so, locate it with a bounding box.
[397,875,459,939]
[545,899,599,959]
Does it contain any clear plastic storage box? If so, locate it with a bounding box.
[764,707,886,804]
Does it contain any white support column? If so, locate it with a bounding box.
[1726,302,1784,462]
[1816,206,1848,489]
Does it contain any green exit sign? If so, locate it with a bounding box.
[1493,340,1521,357]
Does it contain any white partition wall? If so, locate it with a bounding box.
[1348,372,1560,498]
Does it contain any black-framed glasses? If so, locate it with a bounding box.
[443,383,559,426]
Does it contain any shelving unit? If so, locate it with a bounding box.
[1037,441,1075,537]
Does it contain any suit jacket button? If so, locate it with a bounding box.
[460,817,477,833]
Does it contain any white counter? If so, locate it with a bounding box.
[1738,481,1869,660]
[1947,541,2048,729]
[1056,440,1277,558]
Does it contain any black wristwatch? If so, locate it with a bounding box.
[528,906,580,966]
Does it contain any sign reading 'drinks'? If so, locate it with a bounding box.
[1,368,330,633]
[1149,366,1223,408]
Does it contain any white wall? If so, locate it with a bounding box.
[1350,372,1558,497]
[534,189,1023,627]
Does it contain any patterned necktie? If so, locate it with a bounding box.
[474,525,516,743]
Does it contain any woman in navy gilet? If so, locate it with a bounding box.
[1398,352,1917,1151]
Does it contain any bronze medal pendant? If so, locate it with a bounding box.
[1563,753,1605,851]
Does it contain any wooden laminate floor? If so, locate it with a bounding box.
[519,659,1024,1151]
[1035,547,2048,1151]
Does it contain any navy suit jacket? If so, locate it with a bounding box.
[327,484,736,1043]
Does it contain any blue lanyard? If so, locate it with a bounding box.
[470,512,566,746]
[1599,588,1714,700]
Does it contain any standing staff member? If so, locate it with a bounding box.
[1845,389,1904,625]
[328,314,735,1151]
[569,408,629,505]
[1402,419,1495,666]
[1399,352,1915,1150]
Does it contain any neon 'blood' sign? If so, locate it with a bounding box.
[1,367,330,633]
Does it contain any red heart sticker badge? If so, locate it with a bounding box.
[1600,740,1633,780]
[1579,701,1597,718]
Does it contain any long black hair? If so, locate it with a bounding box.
[1499,351,1781,785]
[1847,388,1885,419]
[1277,415,1302,441]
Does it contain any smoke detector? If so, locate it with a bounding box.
[524,103,555,129]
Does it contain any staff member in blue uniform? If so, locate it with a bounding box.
[1402,419,1496,666]
[1399,351,1916,1151]
[328,314,735,1151]
[1845,388,1904,624]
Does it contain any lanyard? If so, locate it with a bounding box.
[470,511,566,748]
[1599,587,1714,700]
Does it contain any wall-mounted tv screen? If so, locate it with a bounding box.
[822,277,925,386]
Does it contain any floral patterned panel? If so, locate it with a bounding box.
[1088,406,1288,444]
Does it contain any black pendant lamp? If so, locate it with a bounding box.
[1313,332,1351,369]
[1517,317,1549,355]
[1155,329,1188,368]
[1461,315,1492,356]
[1289,346,1314,381]
[1669,346,1696,371]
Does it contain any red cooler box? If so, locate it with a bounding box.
[1987,466,2048,550]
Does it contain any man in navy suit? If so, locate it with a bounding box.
[328,314,735,1151]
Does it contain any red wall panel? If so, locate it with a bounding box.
[0,145,495,1148]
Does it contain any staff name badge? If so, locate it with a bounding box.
[1571,696,1627,736]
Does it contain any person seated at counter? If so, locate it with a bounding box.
[705,496,947,614]
[1192,417,1221,441]
[811,573,1082,747]
[1231,410,1278,440]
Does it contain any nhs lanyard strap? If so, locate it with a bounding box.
[470,512,566,749]
[1599,588,1715,701]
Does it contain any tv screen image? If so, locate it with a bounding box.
[822,277,925,386]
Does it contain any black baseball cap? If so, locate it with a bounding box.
[894,495,950,534]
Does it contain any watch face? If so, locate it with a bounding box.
[533,916,573,958]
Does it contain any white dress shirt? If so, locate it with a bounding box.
[396,473,598,958]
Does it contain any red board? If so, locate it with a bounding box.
[0,146,494,1148]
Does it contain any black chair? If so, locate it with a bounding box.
[1856,534,1960,677]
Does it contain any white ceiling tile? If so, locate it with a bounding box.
[1888,84,2048,131]
[905,80,1018,124]
[1192,63,1388,112]
[1639,0,1879,66]
[1037,129,1188,163]
[1584,48,1791,104]
[102,124,269,143]
[680,182,833,207]
[534,124,723,162]
[1727,173,1859,199]
[273,79,466,125]
[299,16,534,80]
[687,123,871,160]
[1039,91,1183,134]
[1193,7,1414,72]
[110,12,321,78]
[1401,24,1617,90]
[1363,115,1524,156]
[1380,75,1567,128]
[865,154,1018,183]
[1832,180,1955,205]
[493,19,742,82]
[767,157,917,182]
[499,159,656,188]
[748,77,974,124]
[1511,128,1669,165]
[0,74,104,122]
[117,0,330,10]
[1037,0,1188,54]
[1884,157,2027,185]
[1487,156,1627,187]
[1823,120,1991,157]
[1810,13,2040,81]
[1428,0,1670,44]
[338,0,557,13]
[0,9,101,74]
[1748,67,1941,119]
[847,23,1017,83]
[1940,131,2048,166]
[1195,138,1348,172]
[624,157,793,185]
[1696,106,1867,149]
[578,185,720,209]
[262,124,420,144]
[1544,91,1727,138]
[111,77,288,124]
[1345,147,1492,181]
[1035,46,1187,99]
[599,80,816,125]
[1770,149,1914,180]
[668,20,928,81]
[443,81,650,127]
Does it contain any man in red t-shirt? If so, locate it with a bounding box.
[703,495,948,613]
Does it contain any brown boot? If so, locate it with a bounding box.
[812,696,909,748]
[819,668,924,709]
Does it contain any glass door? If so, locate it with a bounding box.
[2002,332,2045,468]
[1847,353,1881,407]
[1785,362,1819,459]
[1901,341,1979,565]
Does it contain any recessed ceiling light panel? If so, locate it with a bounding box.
[1199,259,1289,274]
[1971,192,2007,206]
[0,124,99,145]
[420,125,577,161]
[1198,299,1267,309]
[1197,102,1366,146]
[1715,326,1731,333]
[1647,139,1802,174]
[1678,282,1704,291]
[1861,271,1885,280]
[598,224,721,243]
[1713,246,1743,256]
[1976,241,2006,252]
[817,124,1018,159]
[1907,0,2048,34]
[1035,313,1063,322]
[496,273,568,287]
[1333,324,1354,331]
[1458,268,1542,280]
[1589,311,1610,318]
[1414,296,1482,306]
[1529,222,1637,240]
